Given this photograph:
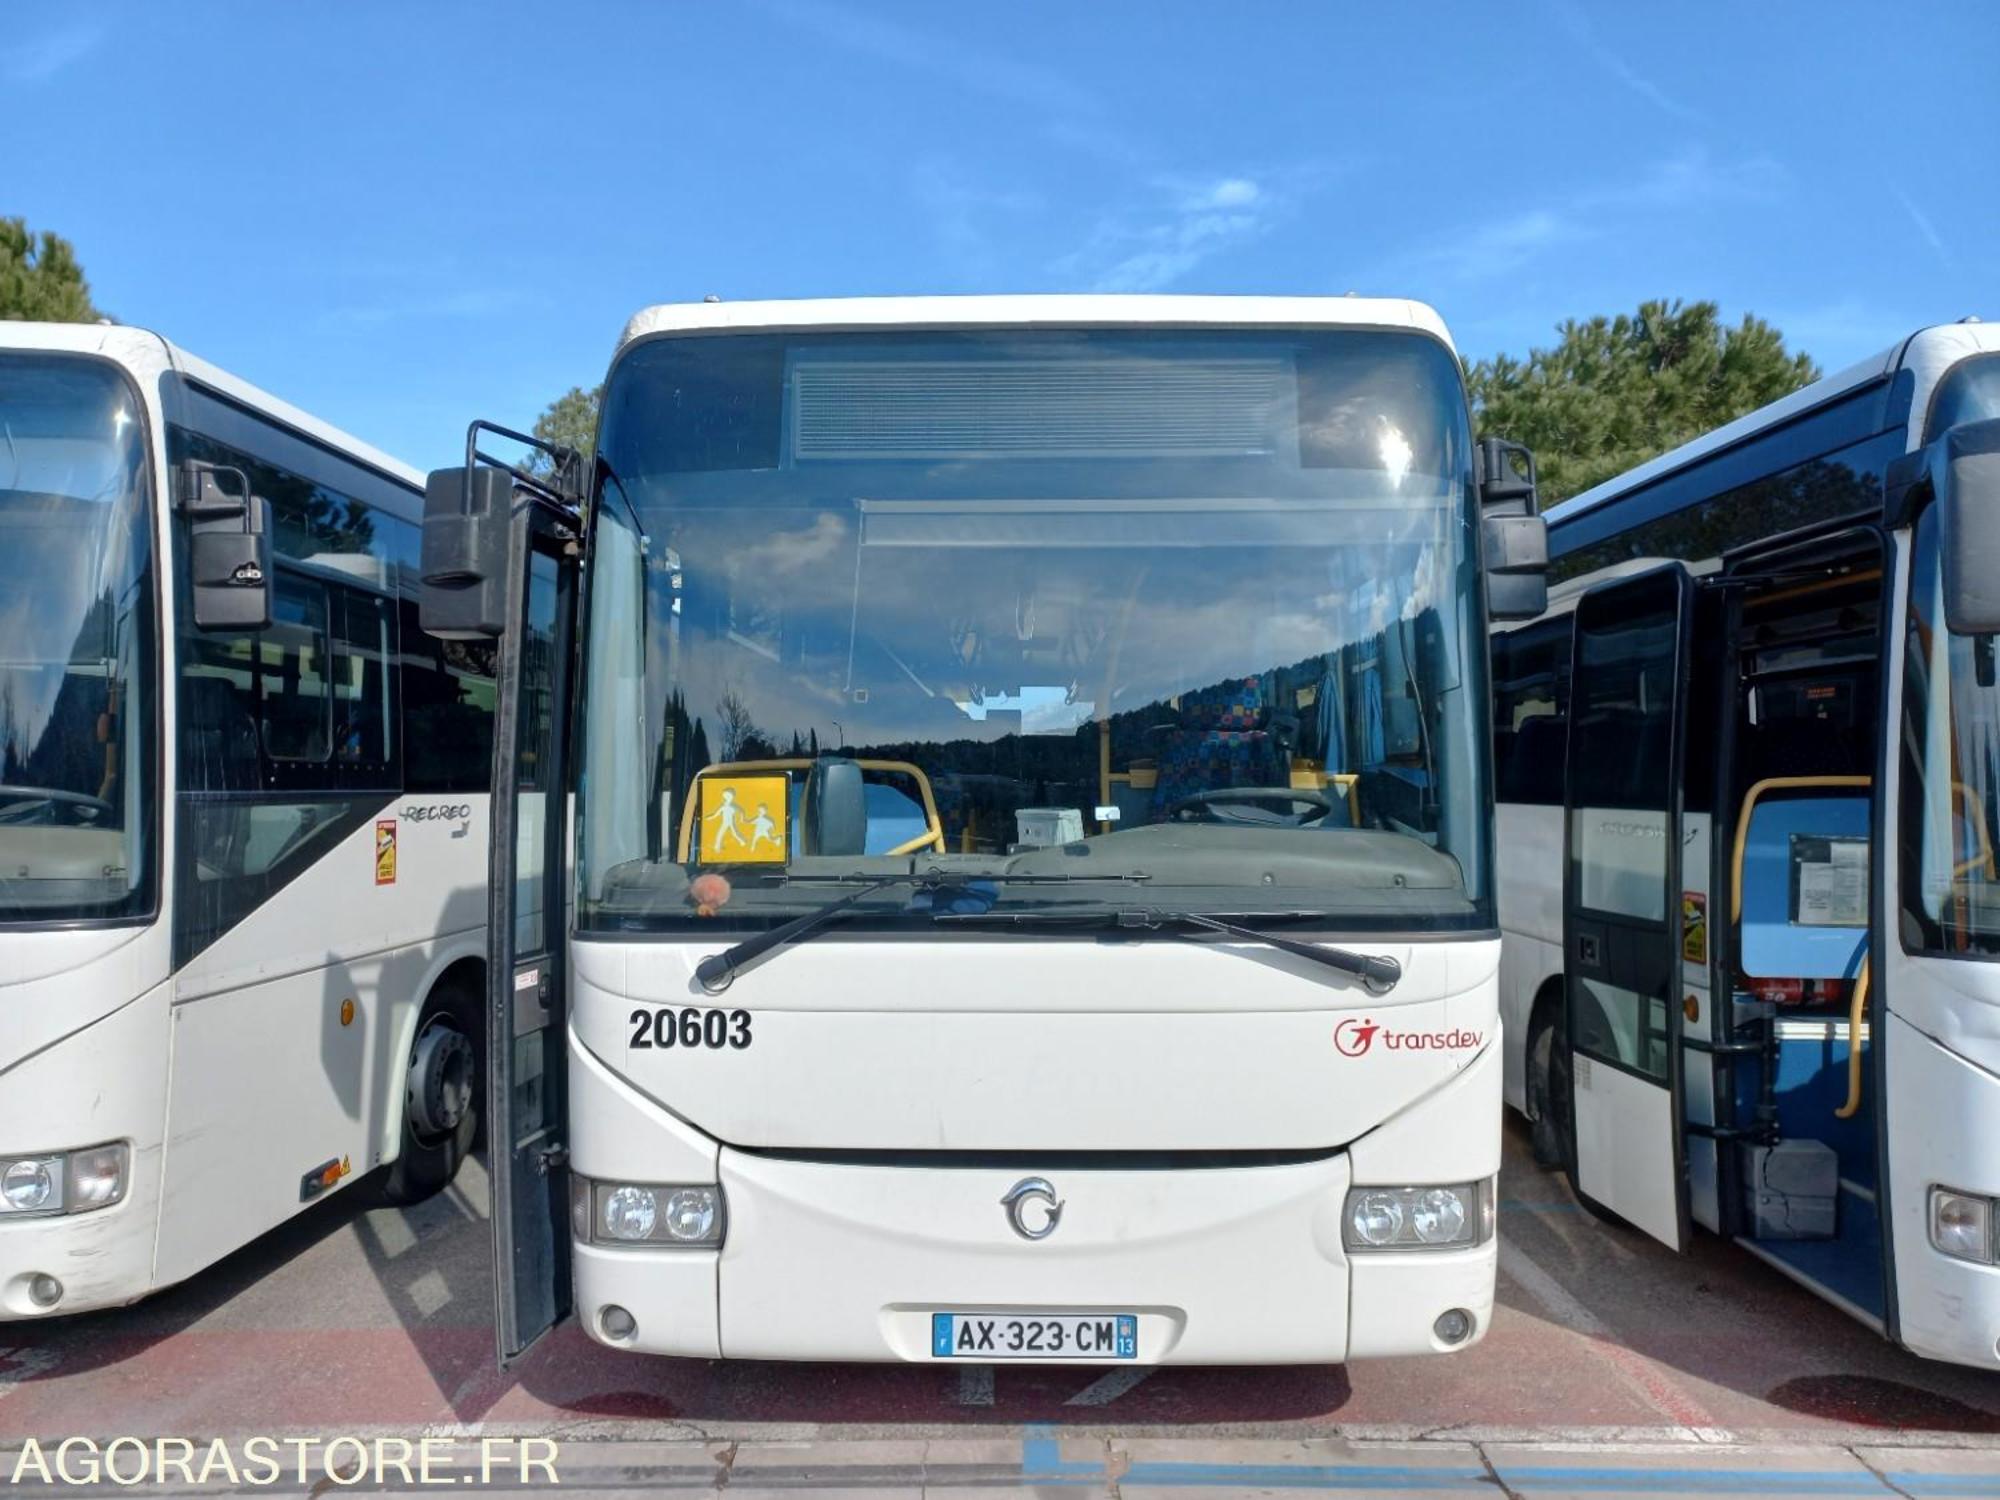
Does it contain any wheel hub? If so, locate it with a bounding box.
[407,1020,475,1143]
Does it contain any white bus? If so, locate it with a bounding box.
[1492,318,2000,1368]
[420,295,1549,1366]
[0,323,493,1319]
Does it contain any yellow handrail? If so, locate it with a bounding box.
[1727,776,1878,1121]
[1834,954,1871,1120]
[1729,775,1872,923]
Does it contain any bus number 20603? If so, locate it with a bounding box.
[629,1006,752,1051]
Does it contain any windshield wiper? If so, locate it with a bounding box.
[1125,909,1401,993]
[931,905,1403,994]
[693,871,1149,993]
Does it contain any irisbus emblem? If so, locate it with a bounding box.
[1001,1177,1064,1241]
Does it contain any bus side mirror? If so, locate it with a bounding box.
[1483,512,1548,621]
[421,466,514,639]
[1936,418,2000,636]
[177,459,273,632]
[1478,437,1548,622]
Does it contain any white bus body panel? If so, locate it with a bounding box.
[154,796,486,1291]
[1569,1052,1681,1246]
[577,938,1497,1153]
[568,936,1499,1363]
[1495,801,1563,1115]
[1884,1000,2000,1369]
[0,943,171,1317]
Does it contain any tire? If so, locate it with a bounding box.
[1527,1012,1569,1171]
[377,980,481,1206]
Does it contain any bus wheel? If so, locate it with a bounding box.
[1527,1007,1571,1171]
[379,984,480,1205]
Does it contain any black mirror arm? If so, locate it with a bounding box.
[463,420,584,521]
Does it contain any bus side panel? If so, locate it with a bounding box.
[1496,800,1563,1115]
[153,800,485,1290]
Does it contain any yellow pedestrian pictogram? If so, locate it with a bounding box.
[698,774,790,864]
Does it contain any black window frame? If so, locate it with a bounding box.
[164,399,492,963]
[1491,614,1574,807]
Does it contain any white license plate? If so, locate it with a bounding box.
[931,1312,1137,1359]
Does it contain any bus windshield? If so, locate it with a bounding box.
[577,327,1489,936]
[0,353,155,923]
[1901,501,2000,954]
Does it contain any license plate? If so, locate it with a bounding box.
[931,1312,1138,1359]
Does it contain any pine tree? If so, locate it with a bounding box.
[1468,300,1818,507]
[0,219,103,323]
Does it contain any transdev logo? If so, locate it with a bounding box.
[1334,1016,1484,1058]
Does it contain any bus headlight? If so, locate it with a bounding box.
[1,1159,60,1215]
[574,1177,726,1248]
[1928,1187,1995,1264]
[0,1144,127,1219]
[1343,1180,1493,1252]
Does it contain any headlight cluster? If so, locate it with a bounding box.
[1929,1186,1998,1264]
[0,1143,128,1219]
[1343,1179,1494,1252]
[571,1177,725,1248]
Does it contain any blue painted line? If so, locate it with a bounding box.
[1018,1429,2000,1495]
[1495,1470,1884,1494]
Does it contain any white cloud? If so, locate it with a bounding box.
[1548,0,1704,124]
[1760,297,1921,373]
[1201,179,1261,210]
[1388,150,1784,288]
[3,21,105,84]
[912,157,1043,283]
[1053,168,1328,295]
[1894,189,1950,267]
[760,0,1100,126]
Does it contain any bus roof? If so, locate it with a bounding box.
[615,294,1458,358]
[1546,319,2000,529]
[0,320,424,494]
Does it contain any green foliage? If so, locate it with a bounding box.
[530,384,601,466]
[0,218,101,323]
[1467,300,1819,508]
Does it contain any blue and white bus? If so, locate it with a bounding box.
[1493,318,2000,1368]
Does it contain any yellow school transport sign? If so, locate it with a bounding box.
[697,774,790,864]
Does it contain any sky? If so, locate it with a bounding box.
[3,2,1995,469]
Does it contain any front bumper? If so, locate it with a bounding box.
[574,1148,1495,1364]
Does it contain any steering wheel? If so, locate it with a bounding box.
[1165,787,1339,828]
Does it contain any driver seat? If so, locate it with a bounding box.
[1149,676,1287,820]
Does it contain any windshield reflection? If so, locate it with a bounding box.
[0,353,155,922]
[579,328,1489,936]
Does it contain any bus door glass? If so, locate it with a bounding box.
[444,482,580,1366]
[1562,564,1694,1249]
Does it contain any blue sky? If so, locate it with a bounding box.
[4,2,1994,468]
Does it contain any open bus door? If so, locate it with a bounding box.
[419,428,584,1365]
[1561,563,1694,1250]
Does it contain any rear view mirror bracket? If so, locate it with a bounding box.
[175,458,273,632]
[419,420,588,642]
[1476,437,1548,621]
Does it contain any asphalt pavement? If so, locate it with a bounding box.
[3,1119,1997,1496]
